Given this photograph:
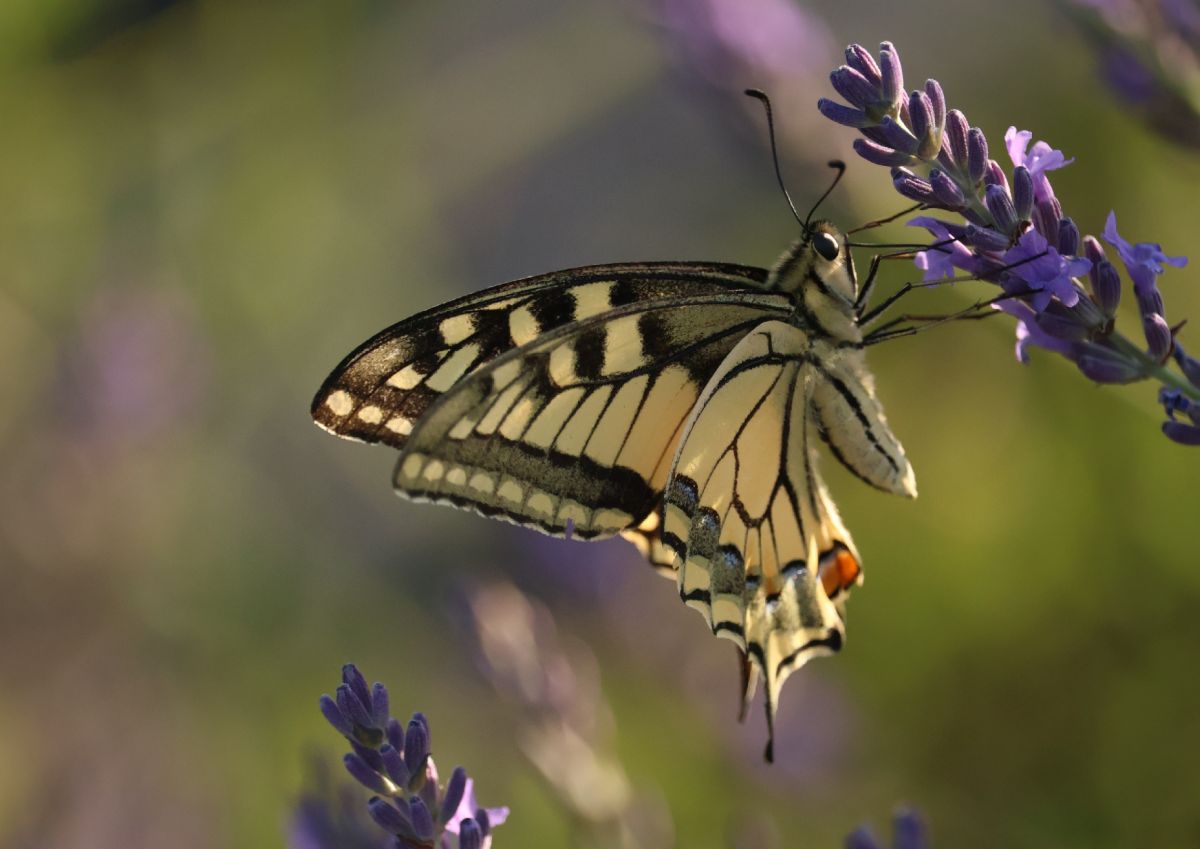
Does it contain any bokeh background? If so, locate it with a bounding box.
[1,0,1197,847]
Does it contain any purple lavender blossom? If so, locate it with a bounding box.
[318,664,508,849]
[844,808,929,849]
[1002,228,1091,311]
[1160,387,1200,444]
[649,0,843,156]
[1064,0,1200,148]
[819,40,1199,445]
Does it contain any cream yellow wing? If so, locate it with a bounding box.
[392,290,793,539]
[661,320,870,760]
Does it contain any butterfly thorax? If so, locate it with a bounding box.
[765,220,862,346]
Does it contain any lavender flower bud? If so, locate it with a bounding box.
[1163,420,1200,445]
[370,683,390,728]
[404,718,430,775]
[930,169,965,208]
[925,79,946,130]
[1092,259,1122,315]
[1035,307,1091,341]
[1033,197,1062,246]
[985,184,1019,235]
[350,740,385,771]
[876,115,920,154]
[380,744,412,788]
[475,808,492,835]
[1076,346,1143,383]
[386,717,404,751]
[817,98,872,128]
[1143,313,1173,360]
[410,797,435,842]
[879,41,904,107]
[343,664,373,711]
[891,167,937,204]
[966,127,988,183]
[845,43,882,86]
[440,767,468,825]
[1057,217,1080,257]
[1173,342,1200,388]
[319,694,354,738]
[853,138,915,167]
[909,90,937,156]
[845,827,879,849]
[1136,286,1166,320]
[368,797,415,837]
[984,159,1009,191]
[1084,234,1107,265]
[336,684,376,734]
[458,819,483,849]
[964,224,1012,253]
[345,753,391,794]
[943,109,968,166]
[892,809,928,849]
[1012,166,1034,221]
[830,66,880,109]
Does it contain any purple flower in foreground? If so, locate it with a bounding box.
[319,665,508,849]
[845,807,929,849]
[819,40,1199,445]
[909,216,978,281]
[1102,211,1188,292]
[1004,127,1073,203]
[1002,228,1091,311]
[996,299,1079,364]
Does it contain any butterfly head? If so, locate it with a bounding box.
[767,221,859,322]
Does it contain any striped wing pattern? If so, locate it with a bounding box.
[662,320,899,757]
[393,292,792,539]
[311,263,774,449]
[312,258,916,761]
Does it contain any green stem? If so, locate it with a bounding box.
[1107,331,1200,400]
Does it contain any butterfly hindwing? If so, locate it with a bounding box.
[311,263,775,449]
[392,288,794,540]
[812,355,916,497]
[662,320,886,755]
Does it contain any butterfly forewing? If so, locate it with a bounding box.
[392,290,793,539]
[312,262,774,449]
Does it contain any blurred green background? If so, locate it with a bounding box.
[1,0,1197,847]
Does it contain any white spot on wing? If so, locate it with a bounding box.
[325,390,354,416]
[388,364,425,390]
[509,306,540,346]
[439,314,476,345]
[357,405,383,424]
[386,416,414,435]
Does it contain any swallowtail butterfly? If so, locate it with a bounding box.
[312,116,916,759]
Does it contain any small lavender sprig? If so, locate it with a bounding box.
[319,664,508,849]
[818,40,1199,445]
[1061,0,1200,149]
[844,807,929,849]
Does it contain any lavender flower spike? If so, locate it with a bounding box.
[314,664,507,848]
[818,39,1200,446]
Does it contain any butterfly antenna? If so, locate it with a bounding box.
[744,89,805,228]
[805,159,846,231]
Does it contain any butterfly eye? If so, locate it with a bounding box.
[813,232,840,262]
